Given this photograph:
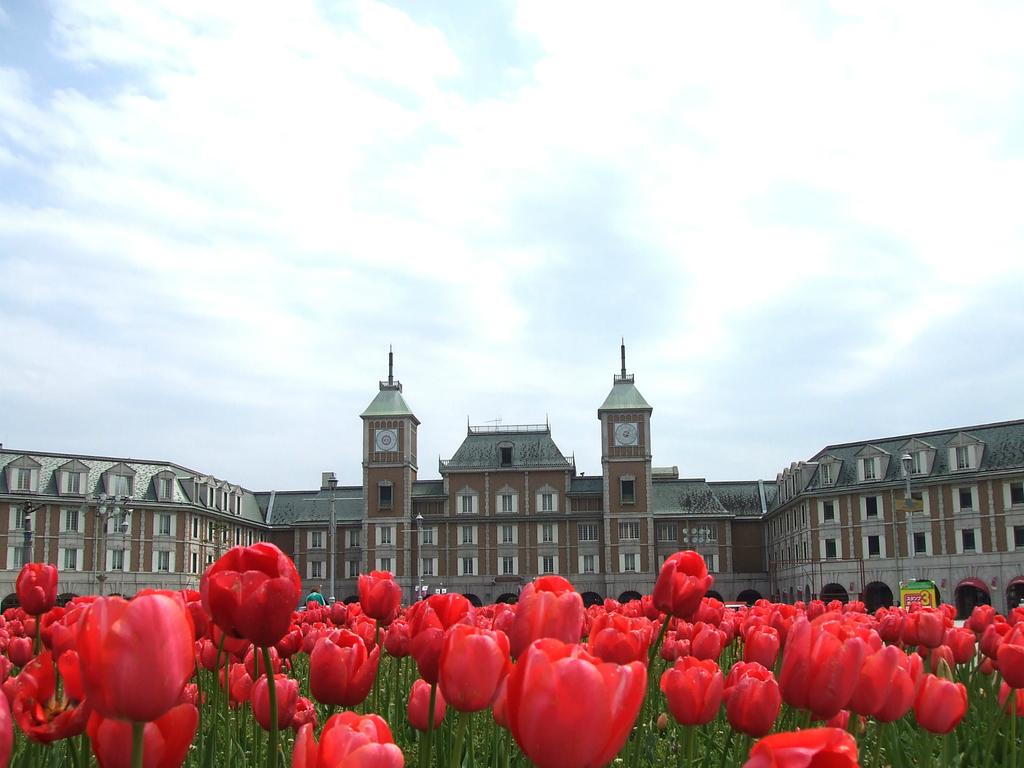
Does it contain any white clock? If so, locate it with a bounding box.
[375,429,398,452]
[614,422,638,446]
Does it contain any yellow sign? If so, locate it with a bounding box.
[900,583,937,609]
[895,498,924,514]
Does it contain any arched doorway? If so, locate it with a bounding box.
[618,590,642,603]
[496,593,518,604]
[863,581,894,612]
[580,591,603,607]
[706,590,724,602]
[0,594,18,613]
[820,583,849,603]
[955,578,991,619]
[736,589,762,605]
[343,595,360,604]
[1007,577,1024,611]
[462,593,483,608]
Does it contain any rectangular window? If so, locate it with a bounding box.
[421,527,434,545]
[378,484,393,508]
[956,446,971,470]
[112,475,131,496]
[657,523,677,542]
[862,458,876,480]
[16,468,32,491]
[867,535,881,557]
[379,526,392,545]
[190,552,198,573]
[959,488,973,510]
[461,525,475,545]
[541,555,555,574]
[820,464,832,485]
[501,493,514,513]
[64,508,79,532]
[234,527,240,545]
[462,557,475,575]
[914,531,928,554]
[310,561,324,579]
[63,548,78,570]
[618,521,640,541]
[1014,526,1024,549]
[159,477,173,499]
[541,493,554,512]
[192,517,199,538]
[1011,482,1024,506]
[825,538,837,559]
[460,495,476,514]
[578,523,599,542]
[349,529,361,547]
[622,553,637,572]
[311,531,324,548]
[111,549,125,571]
[704,553,716,573]
[498,524,512,544]
[422,557,435,576]
[542,523,554,543]
[961,529,976,552]
[501,556,515,575]
[500,446,513,466]
[823,501,835,522]
[157,550,170,571]
[348,561,359,578]
[620,478,635,504]
[379,556,392,572]
[912,452,924,474]
[65,472,81,494]
[158,514,171,536]
[865,497,879,518]
[582,554,596,573]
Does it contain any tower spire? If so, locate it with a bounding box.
[620,337,627,378]
[388,345,394,386]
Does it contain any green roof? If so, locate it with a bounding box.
[360,387,417,420]
[599,378,652,412]
[442,427,573,472]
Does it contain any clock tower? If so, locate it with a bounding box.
[361,349,419,580]
[599,340,653,517]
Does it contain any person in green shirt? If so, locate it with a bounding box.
[306,586,326,606]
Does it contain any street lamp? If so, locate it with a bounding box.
[900,454,913,500]
[20,501,43,568]
[414,512,424,602]
[91,494,131,595]
[327,473,338,603]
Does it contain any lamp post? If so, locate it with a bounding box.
[901,454,913,501]
[92,494,131,596]
[900,453,915,575]
[327,474,338,603]
[20,501,43,568]
[414,512,424,602]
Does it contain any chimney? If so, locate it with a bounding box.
[321,471,337,490]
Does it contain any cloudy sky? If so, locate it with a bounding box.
[1,1,1022,491]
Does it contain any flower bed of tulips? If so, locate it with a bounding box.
[0,546,1022,768]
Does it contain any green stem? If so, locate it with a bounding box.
[871,721,885,768]
[686,724,696,767]
[421,681,438,768]
[131,721,145,768]
[717,729,733,768]
[263,647,278,768]
[1012,692,1018,768]
[450,710,471,768]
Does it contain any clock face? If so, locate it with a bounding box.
[375,428,398,452]
[614,422,638,446]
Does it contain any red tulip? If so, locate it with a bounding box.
[743,625,780,669]
[87,703,198,768]
[7,637,31,668]
[407,678,446,731]
[227,663,253,709]
[945,627,977,665]
[11,650,90,742]
[0,691,10,768]
[928,645,956,675]
[652,551,713,620]
[295,711,404,768]
[742,727,858,768]
[849,645,918,722]
[408,594,473,684]
[999,682,1024,715]
[244,644,281,679]
[508,576,584,658]
[15,563,58,616]
[251,673,299,731]
[358,571,402,626]
[981,620,1012,659]
[724,662,781,738]
[779,617,867,720]
[913,673,967,734]
[506,638,646,768]
[384,621,410,658]
[438,624,511,712]
[997,627,1024,689]
[914,609,946,649]
[660,656,723,726]
[691,623,725,662]
[587,613,652,665]
[967,604,996,635]
[292,696,317,731]
[310,630,380,707]
[200,543,301,648]
[77,595,194,722]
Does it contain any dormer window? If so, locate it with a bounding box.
[155,471,176,502]
[103,463,136,498]
[955,446,972,470]
[947,433,984,472]
[820,464,832,485]
[6,456,41,494]
[58,460,89,496]
[499,446,513,467]
[860,457,877,481]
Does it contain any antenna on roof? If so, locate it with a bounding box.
[620,337,627,378]
[388,345,394,386]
